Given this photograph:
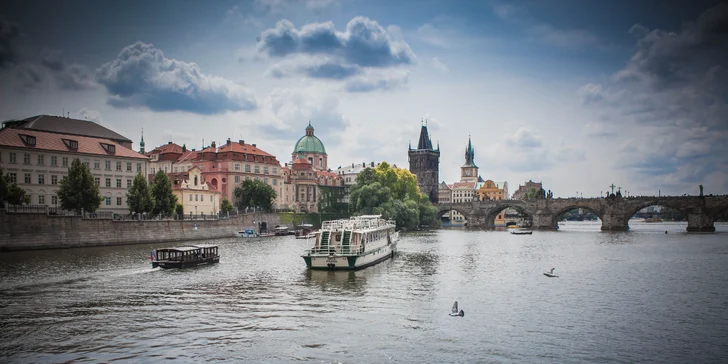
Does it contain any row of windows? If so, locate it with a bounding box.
[3,152,142,172]
[9,173,132,189]
[233,175,278,185]
[22,194,124,207]
[189,194,214,202]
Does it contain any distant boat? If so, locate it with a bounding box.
[151,245,219,269]
[510,228,532,235]
[449,301,465,317]
[237,229,258,238]
[543,268,558,278]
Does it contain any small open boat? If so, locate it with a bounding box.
[151,245,219,269]
[510,228,532,235]
[237,229,258,238]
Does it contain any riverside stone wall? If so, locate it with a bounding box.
[0,210,280,252]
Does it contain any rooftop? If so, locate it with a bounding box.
[0,127,148,159]
[11,115,132,144]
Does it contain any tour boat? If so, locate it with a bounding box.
[510,228,532,235]
[151,244,219,269]
[301,215,399,270]
[237,229,259,238]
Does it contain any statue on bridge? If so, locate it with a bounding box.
[700,184,704,197]
[547,190,553,199]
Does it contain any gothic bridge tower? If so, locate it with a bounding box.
[408,120,440,203]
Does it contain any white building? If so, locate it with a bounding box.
[0,116,148,214]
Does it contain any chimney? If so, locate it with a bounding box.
[371,162,375,167]
[252,143,256,147]
[211,141,216,148]
[168,141,172,145]
[191,148,196,151]
[239,140,244,145]
[227,138,231,146]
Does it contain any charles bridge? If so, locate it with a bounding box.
[436,195,728,232]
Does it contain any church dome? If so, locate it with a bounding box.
[292,122,327,155]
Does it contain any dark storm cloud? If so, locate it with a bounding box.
[40,50,95,90]
[258,17,415,67]
[0,17,20,67]
[96,42,257,115]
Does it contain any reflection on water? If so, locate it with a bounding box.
[1,223,728,363]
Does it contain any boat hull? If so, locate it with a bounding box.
[154,257,220,269]
[302,243,397,270]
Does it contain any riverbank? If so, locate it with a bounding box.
[0,209,281,252]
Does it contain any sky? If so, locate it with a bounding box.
[1,0,726,198]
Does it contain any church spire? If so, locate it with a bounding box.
[463,135,477,168]
[417,120,433,150]
[139,128,145,154]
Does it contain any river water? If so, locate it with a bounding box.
[1,222,727,363]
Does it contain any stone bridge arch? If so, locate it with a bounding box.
[621,199,689,225]
[549,204,603,228]
[482,202,534,229]
[436,204,473,221]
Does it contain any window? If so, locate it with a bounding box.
[105,197,111,205]
[245,164,251,172]
[9,173,17,184]
[116,179,122,188]
[272,179,277,186]
[234,163,240,171]
[51,156,57,166]
[190,194,193,201]
[9,152,17,164]
[264,178,269,184]
[137,163,142,173]
[263,167,269,174]
[195,194,198,201]
[38,195,45,204]
[24,173,31,184]
[254,165,260,173]
[51,175,58,185]
[68,140,78,149]
[62,157,68,167]
[106,178,111,188]
[37,155,44,165]
[38,174,45,184]
[273,167,278,174]
[83,159,89,168]
[23,153,31,165]
[117,197,122,206]
[126,162,132,171]
[108,145,115,153]
[234,175,240,183]
[194,176,198,186]
[116,161,122,171]
[105,161,111,170]
[94,177,100,185]
[151,168,155,174]
[94,160,100,169]
[51,195,57,205]
[127,179,132,188]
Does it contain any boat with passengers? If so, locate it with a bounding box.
[151,244,219,269]
[301,215,399,270]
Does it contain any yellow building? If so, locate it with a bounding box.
[171,167,220,215]
[476,180,509,225]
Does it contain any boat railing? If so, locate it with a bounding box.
[320,218,395,231]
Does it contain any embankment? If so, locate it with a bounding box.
[0,210,280,252]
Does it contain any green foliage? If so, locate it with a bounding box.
[0,167,27,205]
[220,198,234,213]
[57,158,102,213]
[150,170,178,215]
[175,203,184,215]
[233,179,277,211]
[126,173,154,213]
[318,186,349,214]
[349,162,439,229]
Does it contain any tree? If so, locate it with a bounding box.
[126,173,154,214]
[220,198,234,213]
[233,179,277,211]
[348,162,439,229]
[0,167,27,205]
[318,186,349,214]
[175,203,184,215]
[150,170,177,215]
[57,158,102,213]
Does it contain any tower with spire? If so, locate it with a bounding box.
[460,135,478,183]
[408,119,440,203]
[139,128,145,154]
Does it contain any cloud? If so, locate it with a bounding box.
[417,23,449,48]
[430,57,449,73]
[0,17,20,67]
[258,17,415,67]
[96,42,257,115]
[579,4,728,192]
[344,70,409,93]
[492,3,602,49]
[40,50,95,90]
[253,0,339,14]
[505,127,543,148]
[77,108,102,122]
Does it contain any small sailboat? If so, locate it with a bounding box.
[543,268,558,278]
[449,301,465,317]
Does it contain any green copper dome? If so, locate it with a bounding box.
[292,122,327,155]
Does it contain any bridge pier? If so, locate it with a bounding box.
[686,212,715,232]
[532,211,557,230]
[600,211,629,231]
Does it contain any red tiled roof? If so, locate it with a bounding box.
[316,170,339,179]
[292,158,311,165]
[218,141,274,157]
[176,150,198,162]
[453,182,475,189]
[147,142,183,155]
[0,127,148,159]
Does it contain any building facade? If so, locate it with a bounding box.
[408,122,440,203]
[511,180,543,200]
[170,167,220,215]
[0,117,148,214]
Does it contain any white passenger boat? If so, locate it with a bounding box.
[301,215,399,270]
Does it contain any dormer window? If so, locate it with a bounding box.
[63,139,78,150]
[100,143,116,154]
[19,135,36,146]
